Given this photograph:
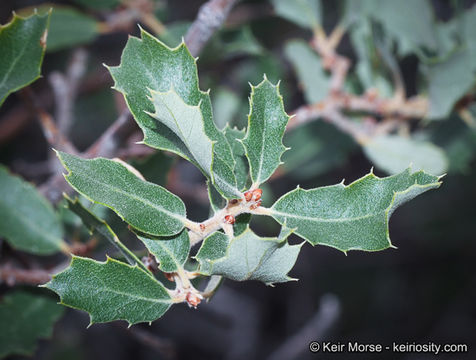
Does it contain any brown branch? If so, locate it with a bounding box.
[185,0,239,57]
[0,261,70,286]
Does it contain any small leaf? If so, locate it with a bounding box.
[0,11,50,106]
[0,291,64,358]
[271,0,322,30]
[196,228,301,285]
[224,125,249,191]
[427,49,475,119]
[0,165,65,255]
[107,29,239,198]
[57,151,186,237]
[284,40,330,104]
[64,195,150,274]
[242,77,290,186]
[270,168,441,252]
[137,230,190,273]
[45,256,173,325]
[363,134,448,175]
[46,7,98,52]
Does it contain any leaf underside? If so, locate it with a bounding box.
[195,228,302,285]
[270,168,441,252]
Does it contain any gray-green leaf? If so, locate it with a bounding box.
[0,11,50,106]
[57,151,186,237]
[107,29,239,199]
[195,228,302,285]
[0,292,64,358]
[270,168,441,252]
[272,0,322,30]
[0,165,65,255]
[284,40,330,104]
[45,256,173,325]
[137,230,190,273]
[363,134,448,175]
[242,77,290,186]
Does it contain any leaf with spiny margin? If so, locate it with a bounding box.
[146,89,238,198]
[363,134,448,175]
[137,230,190,273]
[64,195,149,274]
[195,228,302,285]
[271,0,322,30]
[0,11,50,106]
[0,165,65,255]
[106,29,239,198]
[56,151,186,237]
[242,77,290,187]
[0,291,64,358]
[45,256,172,325]
[270,168,442,252]
[224,125,249,191]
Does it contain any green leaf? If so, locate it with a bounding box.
[107,29,239,199]
[0,11,50,106]
[269,168,441,252]
[0,291,64,358]
[363,134,448,175]
[64,195,150,274]
[137,230,190,273]
[196,228,302,285]
[72,0,120,10]
[284,40,330,104]
[46,7,98,52]
[242,77,290,186]
[368,0,437,55]
[224,125,249,191]
[0,165,65,255]
[57,151,186,237]
[427,49,475,119]
[271,0,322,30]
[45,256,172,325]
[462,5,476,72]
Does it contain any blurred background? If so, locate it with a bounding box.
[0,0,475,359]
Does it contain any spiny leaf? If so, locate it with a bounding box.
[242,77,290,187]
[0,10,50,106]
[0,165,65,255]
[224,125,249,191]
[195,228,302,285]
[269,168,442,252]
[106,28,239,199]
[363,134,448,175]
[45,256,173,325]
[57,151,186,237]
[64,195,150,274]
[137,229,190,273]
[0,291,64,358]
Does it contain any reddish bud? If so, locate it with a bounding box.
[250,200,262,210]
[224,215,236,224]
[252,189,262,201]
[199,223,206,231]
[164,272,175,282]
[244,191,253,202]
[186,292,202,308]
[230,198,240,205]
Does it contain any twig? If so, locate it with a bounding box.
[185,0,239,57]
[266,294,341,360]
[49,48,88,136]
[0,261,70,286]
